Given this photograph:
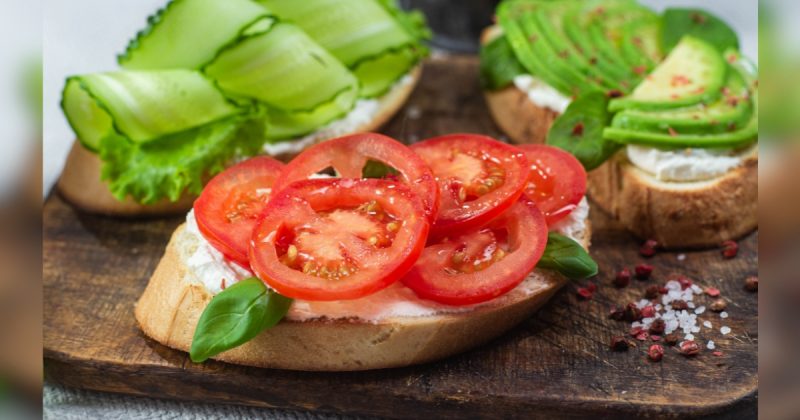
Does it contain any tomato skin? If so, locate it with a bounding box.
[402,199,548,306]
[518,144,586,225]
[410,134,530,238]
[194,156,284,268]
[249,178,430,301]
[273,133,439,222]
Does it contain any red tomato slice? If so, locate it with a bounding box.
[250,178,430,301]
[410,134,530,237]
[273,133,439,221]
[402,199,548,305]
[518,144,586,225]
[193,156,284,268]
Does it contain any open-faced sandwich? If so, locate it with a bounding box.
[136,133,597,370]
[58,0,429,216]
[479,0,758,248]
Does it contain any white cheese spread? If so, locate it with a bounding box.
[626,144,755,182]
[181,196,589,323]
[513,74,572,114]
[263,74,414,156]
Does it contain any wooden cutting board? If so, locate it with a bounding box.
[43,55,758,419]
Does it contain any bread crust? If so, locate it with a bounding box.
[484,86,559,145]
[588,148,758,249]
[135,220,589,371]
[57,66,422,216]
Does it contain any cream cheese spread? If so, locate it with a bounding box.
[512,74,572,114]
[181,195,589,323]
[626,144,755,182]
[262,74,414,156]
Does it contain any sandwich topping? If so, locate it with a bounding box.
[481,1,758,181]
[183,133,596,361]
[60,0,430,205]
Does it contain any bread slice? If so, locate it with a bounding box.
[588,147,758,248]
[57,66,422,216]
[135,218,590,371]
[480,27,758,248]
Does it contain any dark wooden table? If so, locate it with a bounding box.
[44,55,758,419]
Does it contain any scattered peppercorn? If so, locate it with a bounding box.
[658,286,668,295]
[586,282,597,293]
[639,239,658,257]
[709,298,727,312]
[649,318,666,335]
[744,276,758,292]
[676,275,693,290]
[614,268,632,288]
[721,240,739,259]
[704,287,721,297]
[609,306,625,321]
[635,264,654,280]
[610,336,629,351]
[712,351,724,357]
[644,285,660,299]
[607,89,623,98]
[641,305,656,318]
[679,340,700,357]
[624,303,642,322]
[576,287,593,300]
[648,344,664,362]
[664,334,679,346]
[671,300,689,311]
[651,334,662,341]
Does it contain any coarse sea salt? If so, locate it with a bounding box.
[720,311,729,319]
[703,320,712,329]
[720,326,731,335]
[695,306,706,314]
[707,340,715,350]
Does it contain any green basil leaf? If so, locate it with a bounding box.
[661,8,739,54]
[190,277,292,363]
[480,35,526,90]
[537,232,598,279]
[546,91,620,170]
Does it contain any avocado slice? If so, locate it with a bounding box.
[611,64,753,135]
[497,1,575,95]
[620,16,663,73]
[530,1,619,92]
[563,5,633,89]
[609,36,727,112]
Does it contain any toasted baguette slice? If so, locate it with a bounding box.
[135,219,590,371]
[57,66,422,216]
[588,148,758,249]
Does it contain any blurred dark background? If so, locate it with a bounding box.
[402,0,499,53]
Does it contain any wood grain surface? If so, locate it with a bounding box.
[43,55,758,419]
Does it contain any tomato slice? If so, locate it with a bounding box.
[193,156,284,268]
[273,133,439,221]
[518,144,587,225]
[410,134,530,238]
[402,199,548,306]
[250,178,430,301]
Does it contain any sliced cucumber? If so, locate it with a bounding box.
[204,22,358,112]
[119,0,271,69]
[611,65,752,135]
[62,70,244,150]
[261,0,422,98]
[609,36,726,111]
[264,86,360,141]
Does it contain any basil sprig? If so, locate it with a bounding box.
[546,91,620,171]
[538,233,598,279]
[190,277,292,363]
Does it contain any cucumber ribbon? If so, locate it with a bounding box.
[61,0,429,204]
